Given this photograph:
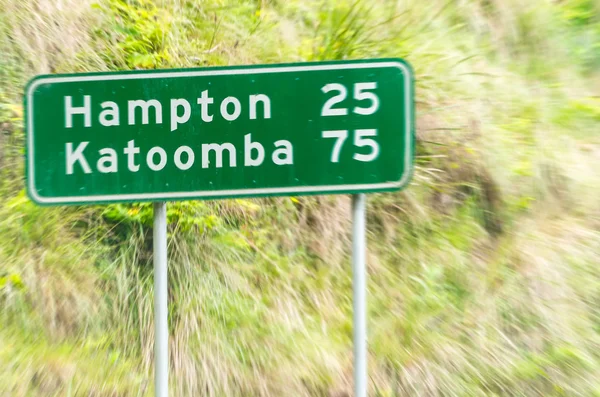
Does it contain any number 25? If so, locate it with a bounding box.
[321,82,380,116]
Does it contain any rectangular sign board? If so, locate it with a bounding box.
[25,58,414,205]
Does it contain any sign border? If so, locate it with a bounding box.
[25,58,414,205]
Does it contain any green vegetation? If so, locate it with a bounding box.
[1,0,599,395]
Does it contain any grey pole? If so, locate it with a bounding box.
[153,202,168,397]
[352,194,367,397]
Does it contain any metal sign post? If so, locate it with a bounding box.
[153,202,168,397]
[352,194,367,397]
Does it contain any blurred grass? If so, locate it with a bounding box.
[1,0,599,395]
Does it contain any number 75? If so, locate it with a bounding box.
[322,129,379,163]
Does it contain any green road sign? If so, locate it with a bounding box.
[25,58,414,205]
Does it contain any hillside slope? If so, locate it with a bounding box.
[1,0,599,395]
